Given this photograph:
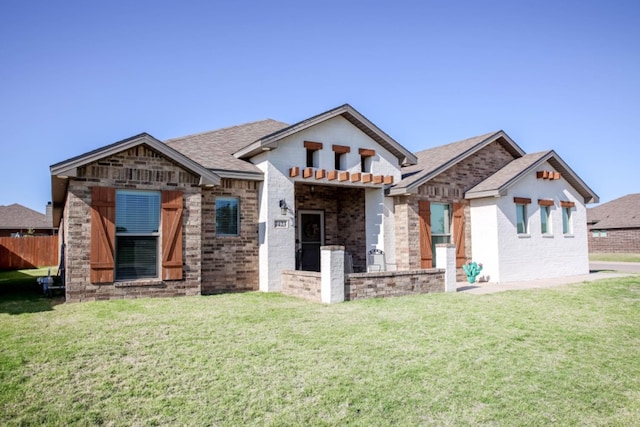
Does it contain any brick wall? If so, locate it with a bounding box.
[201,179,260,294]
[345,269,445,300]
[282,270,321,302]
[589,228,640,253]
[394,141,516,269]
[63,145,202,302]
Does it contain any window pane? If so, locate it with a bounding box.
[601,230,607,237]
[517,204,527,234]
[562,207,572,234]
[431,203,451,234]
[116,190,160,233]
[115,236,158,280]
[541,206,549,234]
[216,197,239,236]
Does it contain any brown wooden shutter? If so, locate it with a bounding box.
[161,190,184,280]
[90,187,115,283]
[453,202,466,268]
[419,200,432,268]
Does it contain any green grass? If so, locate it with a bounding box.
[590,253,640,263]
[1,277,639,426]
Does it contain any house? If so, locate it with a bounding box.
[49,104,598,302]
[0,203,56,237]
[587,194,640,254]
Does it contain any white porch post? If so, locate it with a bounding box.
[436,243,457,292]
[321,245,345,304]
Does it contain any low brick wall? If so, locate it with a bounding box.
[345,269,445,301]
[66,280,201,303]
[282,270,322,302]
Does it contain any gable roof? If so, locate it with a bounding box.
[50,133,222,225]
[465,150,599,204]
[232,104,418,166]
[388,130,526,196]
[0,204,52,230]
[587,193,640,229]
[165,119,289,179]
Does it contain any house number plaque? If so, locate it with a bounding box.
[274,219,288,229]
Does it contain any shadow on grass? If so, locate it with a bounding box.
[0,270,60,315]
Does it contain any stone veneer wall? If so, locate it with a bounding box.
[281,269,445,302]
[394,141,516,270]
[64,145,202,302]
[295,184,366,269]
[589,228,640,253]
[345,269,445,300]
[281,270,321,302]
[201,179,260,294]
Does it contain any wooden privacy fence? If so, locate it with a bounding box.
[0,236,59,270]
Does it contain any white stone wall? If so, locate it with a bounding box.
[470,161,589,283]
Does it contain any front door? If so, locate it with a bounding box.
[298,210,324,271]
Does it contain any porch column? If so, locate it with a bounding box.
[321,245,345,304]
[436,243,457,292]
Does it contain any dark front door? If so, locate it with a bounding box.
[299,210,324,271]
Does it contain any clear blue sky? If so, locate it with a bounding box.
[1,0,638,213]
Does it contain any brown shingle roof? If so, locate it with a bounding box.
[588,193,640,229]
[389,130,525,195]
[0,204,52,229]
[165,119,290,177]
[466,150,599,204]
[465,151,551,198]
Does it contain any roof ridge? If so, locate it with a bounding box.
[413,130,501,156]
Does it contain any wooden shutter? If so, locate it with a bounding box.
[161,190,183,280]
[453,202,466,268]
[419,200,432,268]
[90,187,115,283]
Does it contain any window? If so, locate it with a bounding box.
[538,199,554,235]
[216,197,239,236]
[304,141,322,168]
[306,149,318,168]
[334,152,343,170]
[361,155,372,173]
[431,203,451,265]
[115,190,160,281]
[562,207,572,234]
[539,204,552,234]
[516,204,528,234]
[359,148,375,173]
[561,201,575,235]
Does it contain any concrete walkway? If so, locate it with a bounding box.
[457,271,636,295]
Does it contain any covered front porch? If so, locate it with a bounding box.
[293,182,369,272]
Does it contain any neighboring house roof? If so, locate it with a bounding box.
[165,119,289,179]
[465,150,599,204]
[233,104,418,167]
[389,130,526,196]
[50,133,222,226]
[587,193,640,229]
[0,204,52,230]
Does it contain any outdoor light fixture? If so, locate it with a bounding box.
[279,199,289,215]
[309,185,316,194]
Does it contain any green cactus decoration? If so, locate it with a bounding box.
[462,261,483,283]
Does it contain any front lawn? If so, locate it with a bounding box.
[1,277,639,425]
[590,252,640,263]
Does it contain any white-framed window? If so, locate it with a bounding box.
[540,205,551,234]
[562,207,573,235]
[115,190,160,281]
[216,196,240,236]
[335,152,346,170]
[592,229,608,237]
[561,201,575,235]
[514,197,531,235]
